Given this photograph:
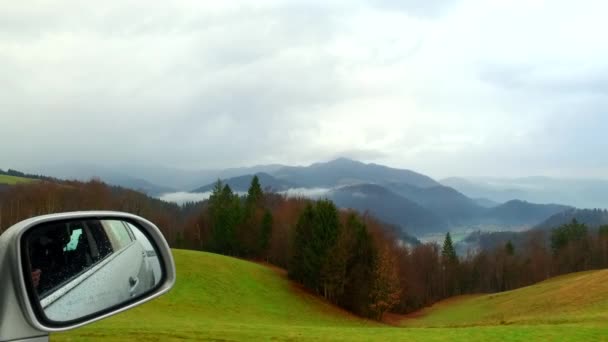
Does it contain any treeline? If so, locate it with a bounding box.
[2,178,608,320]
[0,179,191,242]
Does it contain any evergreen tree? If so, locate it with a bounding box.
[441,232,458,296]
[208,182,241,255]
[309,200,340,292]
[343,215,376,317]
[238,175,266,256]
[289,200,340,292]
[246,175,263,207]
[442,232,457,264]
[259,209,273,256]
[551,218,588,253]
[289,203,315,284]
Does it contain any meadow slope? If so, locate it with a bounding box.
[0,174,35,185]
[400,269,608,327]
[54,250,608,341]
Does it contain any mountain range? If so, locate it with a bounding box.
[25,158,603,237]
[187,158,572,236]
[442,176,608,210]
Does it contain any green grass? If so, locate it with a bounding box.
[401,270,608,328]
[53,250,608,341]
[0,174,35,185]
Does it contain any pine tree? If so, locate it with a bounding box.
[441,232,458,297]
[246,175,263,207]
[209,182,241,255]
[289,203,315,284]
[442,232,457,264]
[259,209,273,257]
[239,175,266,256]
[289,200,340,293]
[551,218,588,253]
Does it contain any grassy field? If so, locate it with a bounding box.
[401,269,608,328]
[0,174,35,185]
[54,250,608,341]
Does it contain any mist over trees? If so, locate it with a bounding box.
[1,178,608,320]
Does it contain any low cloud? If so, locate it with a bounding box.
[280,188,333,199]
[158,192,211,205]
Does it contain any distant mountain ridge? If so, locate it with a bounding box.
[535,208,608,230]
[329,184,446,235]
[192,173,295,193]
[442,176,608,210]
[273,158,440,188]
[23,158,581,237]
[327,184,570,236]
[184,158,575,236]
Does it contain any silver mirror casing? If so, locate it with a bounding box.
[0,211,176,342]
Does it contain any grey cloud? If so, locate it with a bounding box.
[2,1,608,180]
[368,0,458,17]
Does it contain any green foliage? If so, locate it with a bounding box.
[290,204,315,283]
[442,232,458,264]
[551,219,588,253]
[208,180,242,255]
[290,200,342,293]
[246,175,264,207]
[320,214,376,316]
[598,225,608,237]
[259,209,273,254]
[0,174,35,185]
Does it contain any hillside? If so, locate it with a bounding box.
[329,184,447,235]
[273,158,440,188]
[400,269,608,327]
[0,174,35,185]
[485,200,571,226]
[388,183,485,224]
[535,208,608,230]
[328,184,570,236]
[55,250,608,341]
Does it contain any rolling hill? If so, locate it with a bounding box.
[55,250,608,341]
[328,184,571,236]
[329,184,447,235]
[400,269,608,327]
[387,183,485,225]
[484,200,571,226]
[273,158,440,188]
[535,208,608,230]
[0,174,35,185]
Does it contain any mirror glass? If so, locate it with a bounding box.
[22,219,163,323]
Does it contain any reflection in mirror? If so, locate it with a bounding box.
[23,219,163,323]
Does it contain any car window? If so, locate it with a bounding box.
[28,221,97,298]
[104,220,133,250]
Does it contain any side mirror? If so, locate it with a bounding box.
[0,212,176,342]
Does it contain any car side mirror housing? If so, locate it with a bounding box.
[0,211,176,342]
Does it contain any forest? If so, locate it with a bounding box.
[1,177,608,320]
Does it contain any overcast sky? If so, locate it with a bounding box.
[1,0,607,179]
